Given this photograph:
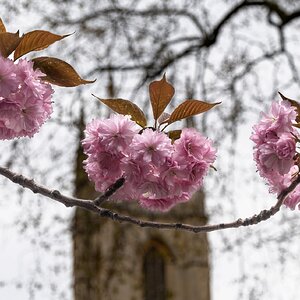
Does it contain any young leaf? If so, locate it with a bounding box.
[157,112,170,125]
[168,130,182,142]
[278,91,300,123]
[149,74,175,121]
[0,31,22,58]
[94,96,147,127]
[32,57,95,87]
[167,99,221,125]
[14,30,70,60]
[0,18,6,33]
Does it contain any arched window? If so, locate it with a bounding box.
[143,243,166,300]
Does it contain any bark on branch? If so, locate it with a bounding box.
[0,166,299,234]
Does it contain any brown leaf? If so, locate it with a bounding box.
[149,74,175,121]
[168,130,182,142]
[0,18,6,33]
[167,99,221,125]
[32,57,95,87]
[95,96,147,127]
[278,91,300,123]
[14,30,70,60]
[0,31,22,58]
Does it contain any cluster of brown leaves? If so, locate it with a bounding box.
[95,74,220,140]
[0,18,94,87]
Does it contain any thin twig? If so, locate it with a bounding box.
[94,177,125,206]
[0,166,299,234]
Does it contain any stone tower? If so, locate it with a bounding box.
[72,116,211,300]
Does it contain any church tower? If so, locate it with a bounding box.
[72,115,211,300]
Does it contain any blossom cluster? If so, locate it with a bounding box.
[251,100,300,210]
[0,55,53,139]
[82,114,216,211]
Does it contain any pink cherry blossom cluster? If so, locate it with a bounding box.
[82,114,216,211]
[0,55,53,139]
[251,100,300,209]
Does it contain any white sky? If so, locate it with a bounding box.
[1,1,300,300]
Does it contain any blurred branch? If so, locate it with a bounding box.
[0,166,299,234]
[78,0,300,87]
[49,7,206,34]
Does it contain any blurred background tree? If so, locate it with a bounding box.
[0,0,300,299]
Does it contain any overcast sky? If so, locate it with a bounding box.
[1,1,300,299]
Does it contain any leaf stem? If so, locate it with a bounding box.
[161,123,169,131]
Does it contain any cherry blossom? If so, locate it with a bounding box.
[83,114,217,211]
[0,56,53,139]
[251,99,300,210]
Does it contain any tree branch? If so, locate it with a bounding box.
[78,0,300,84]
[94,177,125,206]
[49,7,206,34]
[0,166,299,234]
